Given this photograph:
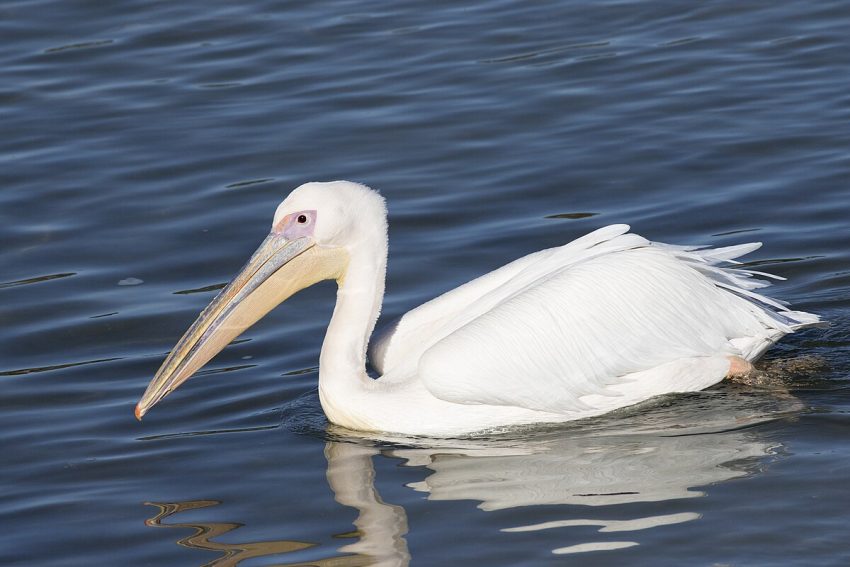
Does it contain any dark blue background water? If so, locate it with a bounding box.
[2,1,848,565]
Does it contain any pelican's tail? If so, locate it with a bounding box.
[652,240,824,333]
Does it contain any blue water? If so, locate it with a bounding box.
[2,1,849,565]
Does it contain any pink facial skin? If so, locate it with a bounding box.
[274,210,317,239]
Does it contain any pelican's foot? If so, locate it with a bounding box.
[725,355,775,388]
[726,355,754,378]
[726,354,830,390]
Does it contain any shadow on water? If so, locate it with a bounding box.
[142,385,802,565]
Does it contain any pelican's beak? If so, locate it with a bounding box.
[135,233,347,420]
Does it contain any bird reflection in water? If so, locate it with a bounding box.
[145,391,791,564]
[391,428,772,556]
[145,497,388,566]
[143,444,411,567]
[145,499,319,566]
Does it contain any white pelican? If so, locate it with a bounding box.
[136,181,820,437]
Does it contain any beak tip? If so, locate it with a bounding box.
[134,403,144,421]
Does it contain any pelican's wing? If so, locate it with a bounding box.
[371,225,635,375]
[370,239,566,374]
[409,226,819,414]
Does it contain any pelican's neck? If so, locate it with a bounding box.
[318,224,387,402]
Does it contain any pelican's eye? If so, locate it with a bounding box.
[277,209,316,238]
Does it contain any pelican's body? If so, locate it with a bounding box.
[136,181,820,437]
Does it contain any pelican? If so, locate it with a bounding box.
[136,181,820,437]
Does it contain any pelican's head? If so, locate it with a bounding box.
[135,181,386,420]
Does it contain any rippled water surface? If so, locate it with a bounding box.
[2,1,849,565]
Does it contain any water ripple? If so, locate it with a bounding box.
[0,357,122,377]
[0,272,75,289]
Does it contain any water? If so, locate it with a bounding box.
[2,1,849,565]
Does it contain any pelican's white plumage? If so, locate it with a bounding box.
[137,181,820,437]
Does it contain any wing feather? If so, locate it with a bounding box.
[415,227,819,414]
[371,225,633,375]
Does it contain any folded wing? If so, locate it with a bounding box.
[396,226,818,414]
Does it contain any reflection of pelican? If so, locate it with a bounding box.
[145,493,402,566]
[144,500,321,567]
[136,181,818,436]
[143,449,411,567]
[332,421,775,558]
[394,430,773,509]
[146,417,778,563]
[364,425,775,556]
[325,443,410,567]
